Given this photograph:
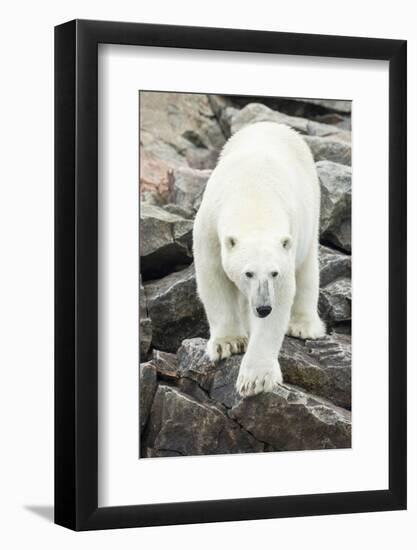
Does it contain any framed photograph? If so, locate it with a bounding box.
[55,19,407,530]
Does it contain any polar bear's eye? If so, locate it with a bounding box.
[245,271,254,278]
[271,271,278,278]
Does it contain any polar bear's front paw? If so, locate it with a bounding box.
[206,336,248,361]
[287,315,326,340]
[236,359,283,398]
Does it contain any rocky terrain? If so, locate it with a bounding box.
[139,92,352,458]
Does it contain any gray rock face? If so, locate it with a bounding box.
[319,245,351,328]
[139,362,157,432]
[319,245,351,287]
[150,349,179,380]
[143,384,263,457]
[318,161,352,253]
[139,276,152,360]
[185,148,219,170]
[304,135,351,166]
[140,92,226,158]
[230,385,351,451]
[144,265,209,352]
[301,98,351,114]
[176,336,351,410]
[230,103,350,142]
[163,203,194,219]
[208,94,352,132]
[207,95,236,136]
[139,92,225,203]
[320,279,351,325]
[280,334,351,409]
[170,166,212,213]
[140,337,351,456]
[140,204,194,279]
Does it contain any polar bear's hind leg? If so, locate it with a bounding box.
[287,243,326,340]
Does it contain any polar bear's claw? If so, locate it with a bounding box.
[207,336,248,361]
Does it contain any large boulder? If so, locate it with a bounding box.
[140,203,193,279]
[304,135,351,166]
[140,337,351,456]
[280,334,351,409]
[318,161,352,253]
[208,94,351,133]
[139,92,225,202]
[162,203,194,220]
[230,385,351,451]
[230,103,350,142]
[170,166,212,213]
[320,278,351,325]
[177,337,351,410]
[140,91,224,146]
[142,384,264,457]
[319,245,351,328]
[319,245,351,286]
[144,265,209,352]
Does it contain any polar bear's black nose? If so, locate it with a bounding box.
[256,306,272,318]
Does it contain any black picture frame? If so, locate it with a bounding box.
[55,19,407,531]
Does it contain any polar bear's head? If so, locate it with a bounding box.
[221,234,293,318]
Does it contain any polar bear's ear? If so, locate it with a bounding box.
[225,236,237,250]
[281,236,292,250]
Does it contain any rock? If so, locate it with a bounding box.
[139,276,152,359]
[178,336,351,410]
[207,95,239,137]
[150,349,179,380]
[304,135,351,166]
[230,103,350,142]
[320,279,351,325]
[317,161,352,252]
[170,166,212,212]
[208,95,351,126]
[142,384,264,457]
[185,148,219,170]
[140,91,226,163]
[140,204,193,279]
[300,98,351,114]
[139,145,175,202]
[280,334,351,409]
[163,203,194,219]
[315,113,351,131]
[175,338,242,407]
[319,245,351,327]
[139,362,157,432]
[141,190,164,207]
[140,131,186,169]
[230,385,351,451]
[139,91,225,202]
[319,245,351,287]
[142,338,351,455]
[144,265,209,352]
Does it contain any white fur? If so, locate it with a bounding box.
[193,122,325,397]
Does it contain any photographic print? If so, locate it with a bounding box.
[139,91,352,458]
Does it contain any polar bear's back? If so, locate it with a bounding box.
[221,122,315,176]
[195,121,320,266]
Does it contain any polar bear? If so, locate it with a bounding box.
[193,121,326,397]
